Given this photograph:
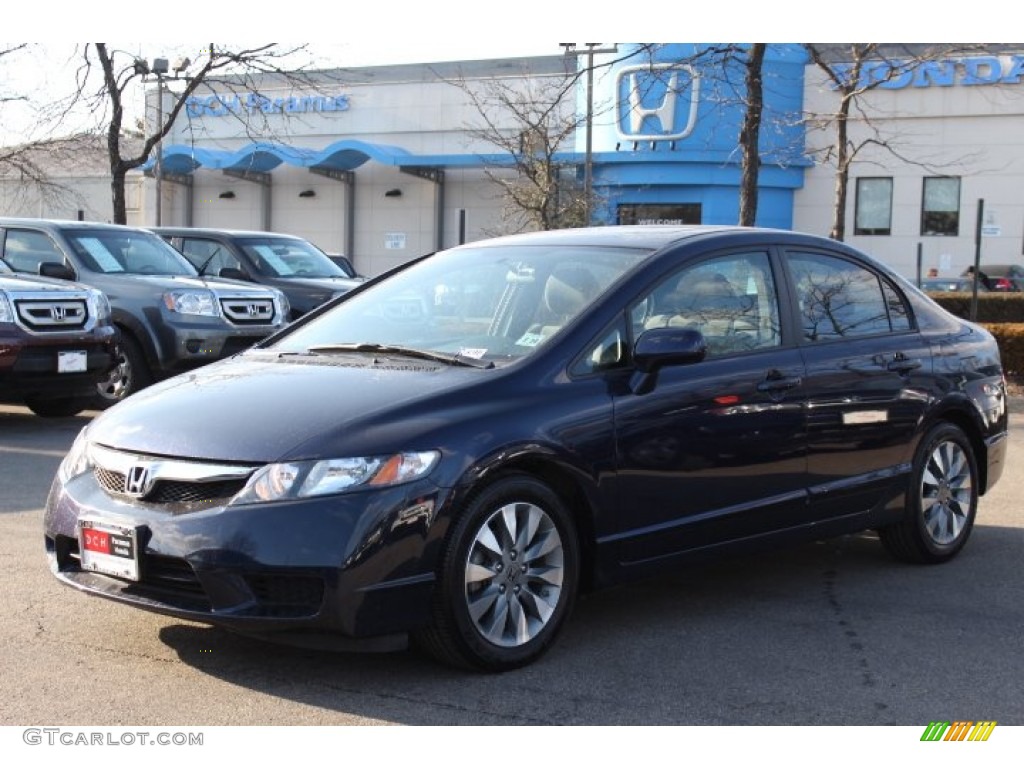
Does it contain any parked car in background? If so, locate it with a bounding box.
[0,219,289,406]
[0,258,116,417]
[969,264,1024,292]
[45,226,1008,671]
[325,254,362,279]
[920,277,990,294]
[153,228,365,320]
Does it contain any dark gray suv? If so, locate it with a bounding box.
[0,219,289,405]
[153,227,364,319]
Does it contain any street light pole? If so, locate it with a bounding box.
[137,55,190,227]
[561,43,618,226]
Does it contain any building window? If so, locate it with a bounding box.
[921,177,960,236]
[854,178,892,236]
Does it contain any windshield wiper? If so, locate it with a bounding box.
[308,343,494,369]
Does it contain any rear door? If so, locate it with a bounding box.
[784,248,931,521]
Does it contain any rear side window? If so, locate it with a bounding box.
[789,252,911,341]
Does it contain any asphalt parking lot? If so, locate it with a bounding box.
[1,402,1021,726]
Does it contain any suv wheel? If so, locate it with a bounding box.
[95,334,151,407]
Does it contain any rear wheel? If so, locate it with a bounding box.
[879,423,978,564]
[415,474,580,672]
[94,334,151,408]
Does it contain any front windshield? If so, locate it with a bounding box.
[238,237,346,278]
[271,243,652,365]
[65,229,197,276]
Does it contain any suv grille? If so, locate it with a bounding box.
[220,297,275,325]
[14,298,88,331]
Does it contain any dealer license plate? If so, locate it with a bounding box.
[79,519,140,581]
[58,350,88,373]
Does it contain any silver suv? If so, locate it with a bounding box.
[0,219,289,405]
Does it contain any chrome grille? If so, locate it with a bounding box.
[90,444,257,513]
[14,298,88,331]
[220,297,275,325]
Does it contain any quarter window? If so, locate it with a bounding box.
[2,229,65,273]
[921,177,961,236]
[854,177,893,236]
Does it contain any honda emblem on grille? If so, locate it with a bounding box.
[50,305,67,322]
[247,303,261,317]
[124,465,153,497]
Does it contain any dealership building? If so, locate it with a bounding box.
[5,44,1024,279]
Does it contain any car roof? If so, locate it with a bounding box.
[0,217,153,234]
[151,227,303,240]
[451,224,840,252]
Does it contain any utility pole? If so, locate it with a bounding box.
[560,43,618,225]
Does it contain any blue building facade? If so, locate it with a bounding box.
[587,44,810,229]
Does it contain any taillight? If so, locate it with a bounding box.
[994,277,1012,290]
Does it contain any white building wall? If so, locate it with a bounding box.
[795,58,1024,278]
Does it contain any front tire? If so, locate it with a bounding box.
[880,423,979,564]
[94,334,151,408]
[415,474,580,672]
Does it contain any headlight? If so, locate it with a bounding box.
[230,450,440,505]
[274,290,290,322]
[88,289,111,322]
[0,293,12,324]
[163,289,218,316]
[58,427,93,483]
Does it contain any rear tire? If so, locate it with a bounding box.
[879,423,978,564]
[415,473,580,672]
[93,334,151,408]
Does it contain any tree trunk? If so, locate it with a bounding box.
[110,167,128,225]
[830,94,852,242]
[738,44,766,228]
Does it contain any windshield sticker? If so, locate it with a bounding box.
[77,238,125,272]
[457,348,488,359]
[515,332,545,347]
[251,245,294,275]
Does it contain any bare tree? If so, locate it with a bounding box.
[46,43,319,224]
[738,44,766,227]
[452,69,587,233]
[803,43,986,241]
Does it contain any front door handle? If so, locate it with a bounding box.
[887,354,922,374]
[757,372,802,393]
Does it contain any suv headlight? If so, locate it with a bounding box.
[163,289,218,316]
[274,290,290,322]
[230,450,440,506]
[87,289,111,322]
[0,292,12,324]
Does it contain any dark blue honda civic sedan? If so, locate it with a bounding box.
[44,226,1009,671]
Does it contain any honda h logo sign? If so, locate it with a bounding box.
[50,305,67,322]
[124,465,153,498]
[247,304,261,317]
[617,63,701,141]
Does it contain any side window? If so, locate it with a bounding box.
[790,252,902,341]
[630,251,781,359]
[3,230,66,274]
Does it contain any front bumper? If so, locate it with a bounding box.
[152,312,284,374]
[0,328,117,400]
[44,469,451,642]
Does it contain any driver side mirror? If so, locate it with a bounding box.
[631,327,707,395]
[219,267,249,281]
[39,262,76,281]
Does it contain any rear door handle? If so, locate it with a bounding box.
[887,354,922,374]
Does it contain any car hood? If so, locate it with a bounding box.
[124,274,278,297]
[0,273,94,294]
[87,351,491,463]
